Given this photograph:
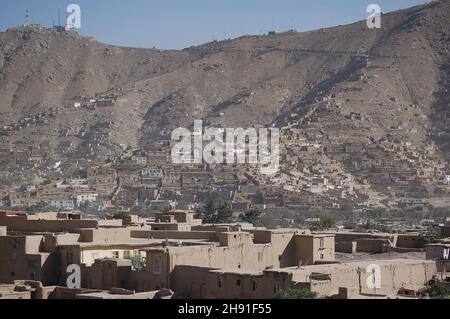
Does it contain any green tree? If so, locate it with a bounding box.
[256,213,278,229]
[340,201,354,212]
[126,255,146,272]
[274,289,318,299]
[360,222,392,233]
[416,227,441,248]
[113,211,131,224]
[27,204,62,213]
[78,201,90,211]
[240,209,261,224]
[311,213,336,231]
[369,208,388,219]
[197,197,232,224]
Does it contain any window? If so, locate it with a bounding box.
[274,283,281,294]
[124,251,131,259]
[320,238,325,249]
[134,250,140,257]
[153,257,161,274]
[10,252,17,262]
[218,279,224,289]
[27,259,38,270]
[112,251,119,259]
[67,249,73,265]
[320,254,324,260]
[252,281,257,291]
[258,252,264,262]
[236,279,241,287]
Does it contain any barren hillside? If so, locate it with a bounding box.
[0,0,448,204]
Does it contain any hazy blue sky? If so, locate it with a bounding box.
[0,0,430,49]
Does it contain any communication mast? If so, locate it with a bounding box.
[25,9,30,26]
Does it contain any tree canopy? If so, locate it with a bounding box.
[197,197,232,224]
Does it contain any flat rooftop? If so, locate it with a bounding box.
[59,238,163,248]
[336,251,426,262]
[209,269,263,276]
[264,258,434,276]
[76,291,159,299]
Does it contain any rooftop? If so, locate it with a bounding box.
[209,269,263,276]
[265,258,434,276]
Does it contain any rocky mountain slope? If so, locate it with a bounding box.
[0,0,449,204]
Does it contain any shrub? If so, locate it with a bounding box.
[274,289,318,299]
[421,282,450,299]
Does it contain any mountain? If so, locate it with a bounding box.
[0,0,449,206]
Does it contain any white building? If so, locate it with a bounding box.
[132,155,147,165]
[45,199,75,210]
[76,193,98,206]
[141,168,163,178]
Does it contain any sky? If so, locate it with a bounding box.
[0,0,431,50]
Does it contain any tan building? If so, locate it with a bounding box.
[87,163,118,196]
[205,259,436,299]
[396,233,421,249]
[0,283,32,299]
[441,225,450,238]
[0,234,59,285]
[57,228,161,286]
[75,288,173,299]
[0,281,173,300]
[426,243,450,260]
[0,211,97,233]
[88,259,133,290]
[205,269,265,299]
[0,207,441,300]
[148,210,203,231]
[332,231,396,254]
[295,234,335,265]
[139,230,335,295]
